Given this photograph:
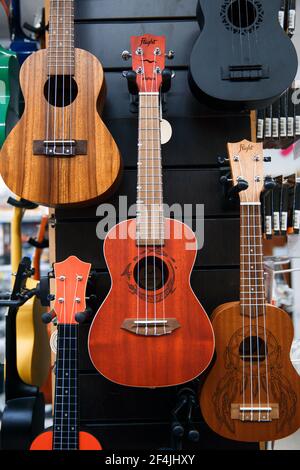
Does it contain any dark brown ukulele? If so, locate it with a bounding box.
[200,140,300,442]
[0,0,121,207]
[88,35,214,388]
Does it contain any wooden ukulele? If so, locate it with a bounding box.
[189,0,298,110]
[0,0,121,208]
[30,256,102,450]
[88,35,215,388]
[200,140,300,442]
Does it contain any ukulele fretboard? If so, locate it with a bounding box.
[240,204,266,317]
[136,93,164,246]
[48,0,75,75]
[53,324,78,450]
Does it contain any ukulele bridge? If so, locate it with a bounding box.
[221,65,270,82]
[121,318,180,336]
[33,140,87,157]
[231,404,279,422]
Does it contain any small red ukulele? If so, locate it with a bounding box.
[30,256,102,450]
[88,35,215,388]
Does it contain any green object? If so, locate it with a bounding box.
[0,45,20,148]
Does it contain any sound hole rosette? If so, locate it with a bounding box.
[225,325,281,374]
[220,0,264,35]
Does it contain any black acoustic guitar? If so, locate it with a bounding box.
[189,0,298,110]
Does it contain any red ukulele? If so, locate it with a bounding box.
[30,256,102,450]
[88,35,214,388]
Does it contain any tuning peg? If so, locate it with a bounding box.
[165,50,175,60]
[220,174,232,185]
[264,156,272,163]
[42,309,56,324]
[218,156,229,165]
[236,177,249,191]
[75,307,93,324]
[121,50,132,61]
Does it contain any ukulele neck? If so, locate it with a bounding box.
[240,203,266,318]
[48,0,75,76]
[136,93,164,247]
[53,324,79,450]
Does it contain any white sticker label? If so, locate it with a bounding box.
[265,118,272,138]
[294,210,300,230]
[281,212,288,232]
[280,117,287,137]
[272,118,279,138]
[278,11,284,29]
[266,215,272,235]
[273,212,280,232]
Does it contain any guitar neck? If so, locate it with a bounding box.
[240,203,266,317]
[136,93,164,246]
[48,0,75,75]
[53,324,79,450]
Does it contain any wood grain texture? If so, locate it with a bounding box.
[30,430,102,450]
[0,48,121,207]
[200,302,300,442]
[88,218,215,388]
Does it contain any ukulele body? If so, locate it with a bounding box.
[89,218,214,388]
[189,0,298,110]
[0,48,121,207]
[200,301,300,442]
[30,430,102,450]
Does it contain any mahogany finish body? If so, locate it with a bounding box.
[30,430,102,450]
[0,49,121,207]
[89,218,215,388]
[200,301,300,442]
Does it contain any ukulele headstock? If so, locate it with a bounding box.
[53,256,91,325]
[129,34,166,93]
[227,139,265,204]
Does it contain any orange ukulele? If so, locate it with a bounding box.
[88,35,214,388]
[0,0,121,207]
[31,256,102,450]
[200,140,300,442]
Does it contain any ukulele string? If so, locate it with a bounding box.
[59,273,67,450]
[238,158,248,419]
[62,0,66,154]
[246,196,254,421]
[237,0,244,65]
[70,0,73,154]
[151,51,157,335]
[141,51,148,335]
[69,274,79,449]
[45,0,54,156]
[253,160,262,421]
[158,66,166,336]
[230,0,236,62]
[244,0,252,63]
[53,0,60,154]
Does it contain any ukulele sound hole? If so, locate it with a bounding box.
[133,257,169,291]
[221,0,263,34]
[239,336,267,362]
[44,75,78,107]
[228,0,257,29]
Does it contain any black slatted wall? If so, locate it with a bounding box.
[53,0,256,449]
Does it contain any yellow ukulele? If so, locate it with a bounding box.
[11,200,50,386]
